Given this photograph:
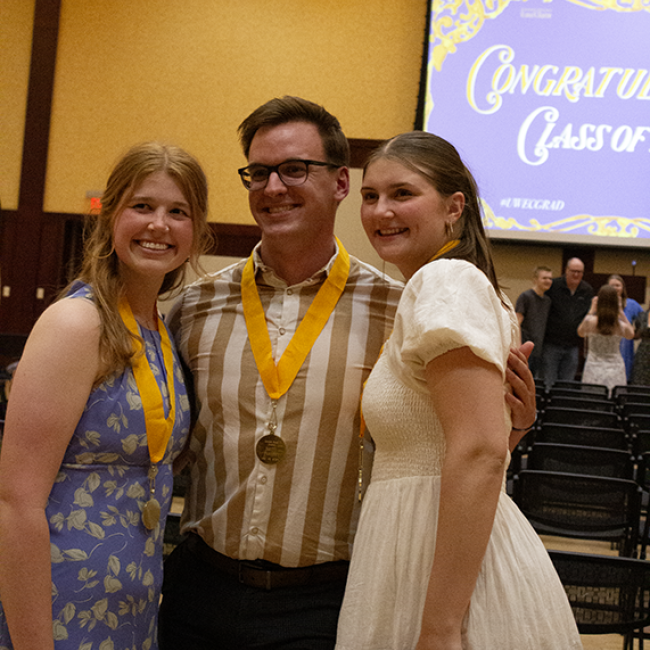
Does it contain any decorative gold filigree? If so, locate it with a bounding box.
[566,0,650,11]
[429,0,516,73]
[425,0,522,119]
[483,205,650,238]
[427,0,649,88]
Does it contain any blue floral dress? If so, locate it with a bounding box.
[0,283,191,650]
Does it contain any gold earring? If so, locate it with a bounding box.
[445,221,454,238]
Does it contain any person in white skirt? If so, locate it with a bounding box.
[578,284,634,395]
[335,131,582,650]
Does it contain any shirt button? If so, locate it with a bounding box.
[287,289,293,295]
[260,476,267,484]
[279,328,286,335]
[251,527,259,535]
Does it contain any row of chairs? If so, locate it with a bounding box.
[512,458,650,645]
[524,380,649,460]
[514,381,649,559]
[535,380,650,433]
[538,380,650,401]
[519,382,650,645]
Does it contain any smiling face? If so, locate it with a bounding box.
[113,171,194,289]
[246,121,349,254]
[565,258,585,291]
[360,158,464,279]
[534,270,553,294]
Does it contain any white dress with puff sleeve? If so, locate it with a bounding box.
[335,259,581,650]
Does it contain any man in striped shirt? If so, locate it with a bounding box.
[158,96,536,650]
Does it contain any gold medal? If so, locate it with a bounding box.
[142,464,161,529]
[256,434,287,464]
[142,498,161,529]
[256,400,286,465]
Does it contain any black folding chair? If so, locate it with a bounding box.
[513,469,641,556]
[621,403,650,431]
[632,451,650,562]
[614,385,650,401]
[535,423,630,451]
[541,406,622,431]
[628,414,650,438]
[535,383,547,412]
[552,380,610,397]
[546,395,616,413]
[527,442,635,480]
[549,550,650,649]
[617,392,650,408]
[622,402,650,416]
[549,386,616,402]
[635,430,650,456]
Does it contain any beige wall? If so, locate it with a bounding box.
[494,245,650,307]
[0,0,34,211]
[44,0,426,219]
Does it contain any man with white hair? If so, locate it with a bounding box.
[541,257,593,387]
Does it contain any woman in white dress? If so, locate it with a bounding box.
[608,274,643,380]
[335,132,582,650]
[578,284,634,394]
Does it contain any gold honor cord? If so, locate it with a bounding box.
[427,238,460,263]
[242,238,351,463]
[357,238,461,500]
[118,298,176,529]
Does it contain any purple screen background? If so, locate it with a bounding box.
[423,0,650,246]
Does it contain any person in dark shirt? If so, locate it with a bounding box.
[541,257,594,387]
[515,266,553,378]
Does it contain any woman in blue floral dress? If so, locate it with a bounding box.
[0,142,210,650]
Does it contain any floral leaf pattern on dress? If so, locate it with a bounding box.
[0,282,191,649]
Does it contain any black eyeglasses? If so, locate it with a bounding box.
[237,159,339,191]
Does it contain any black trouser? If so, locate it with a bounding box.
[158,538,347,650]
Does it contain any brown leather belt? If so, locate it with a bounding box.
[186,533,349,591]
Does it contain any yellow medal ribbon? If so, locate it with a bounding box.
[241,237,350,400]
[118,298,176,463]
[428,238,460,263]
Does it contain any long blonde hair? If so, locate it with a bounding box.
[66,142,211,383]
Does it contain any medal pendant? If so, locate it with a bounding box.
[142,498,161,530]
[256,434,287,464]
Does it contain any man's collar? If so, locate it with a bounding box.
[250,240,340,288]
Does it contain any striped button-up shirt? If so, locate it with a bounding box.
[167,244,402,567]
